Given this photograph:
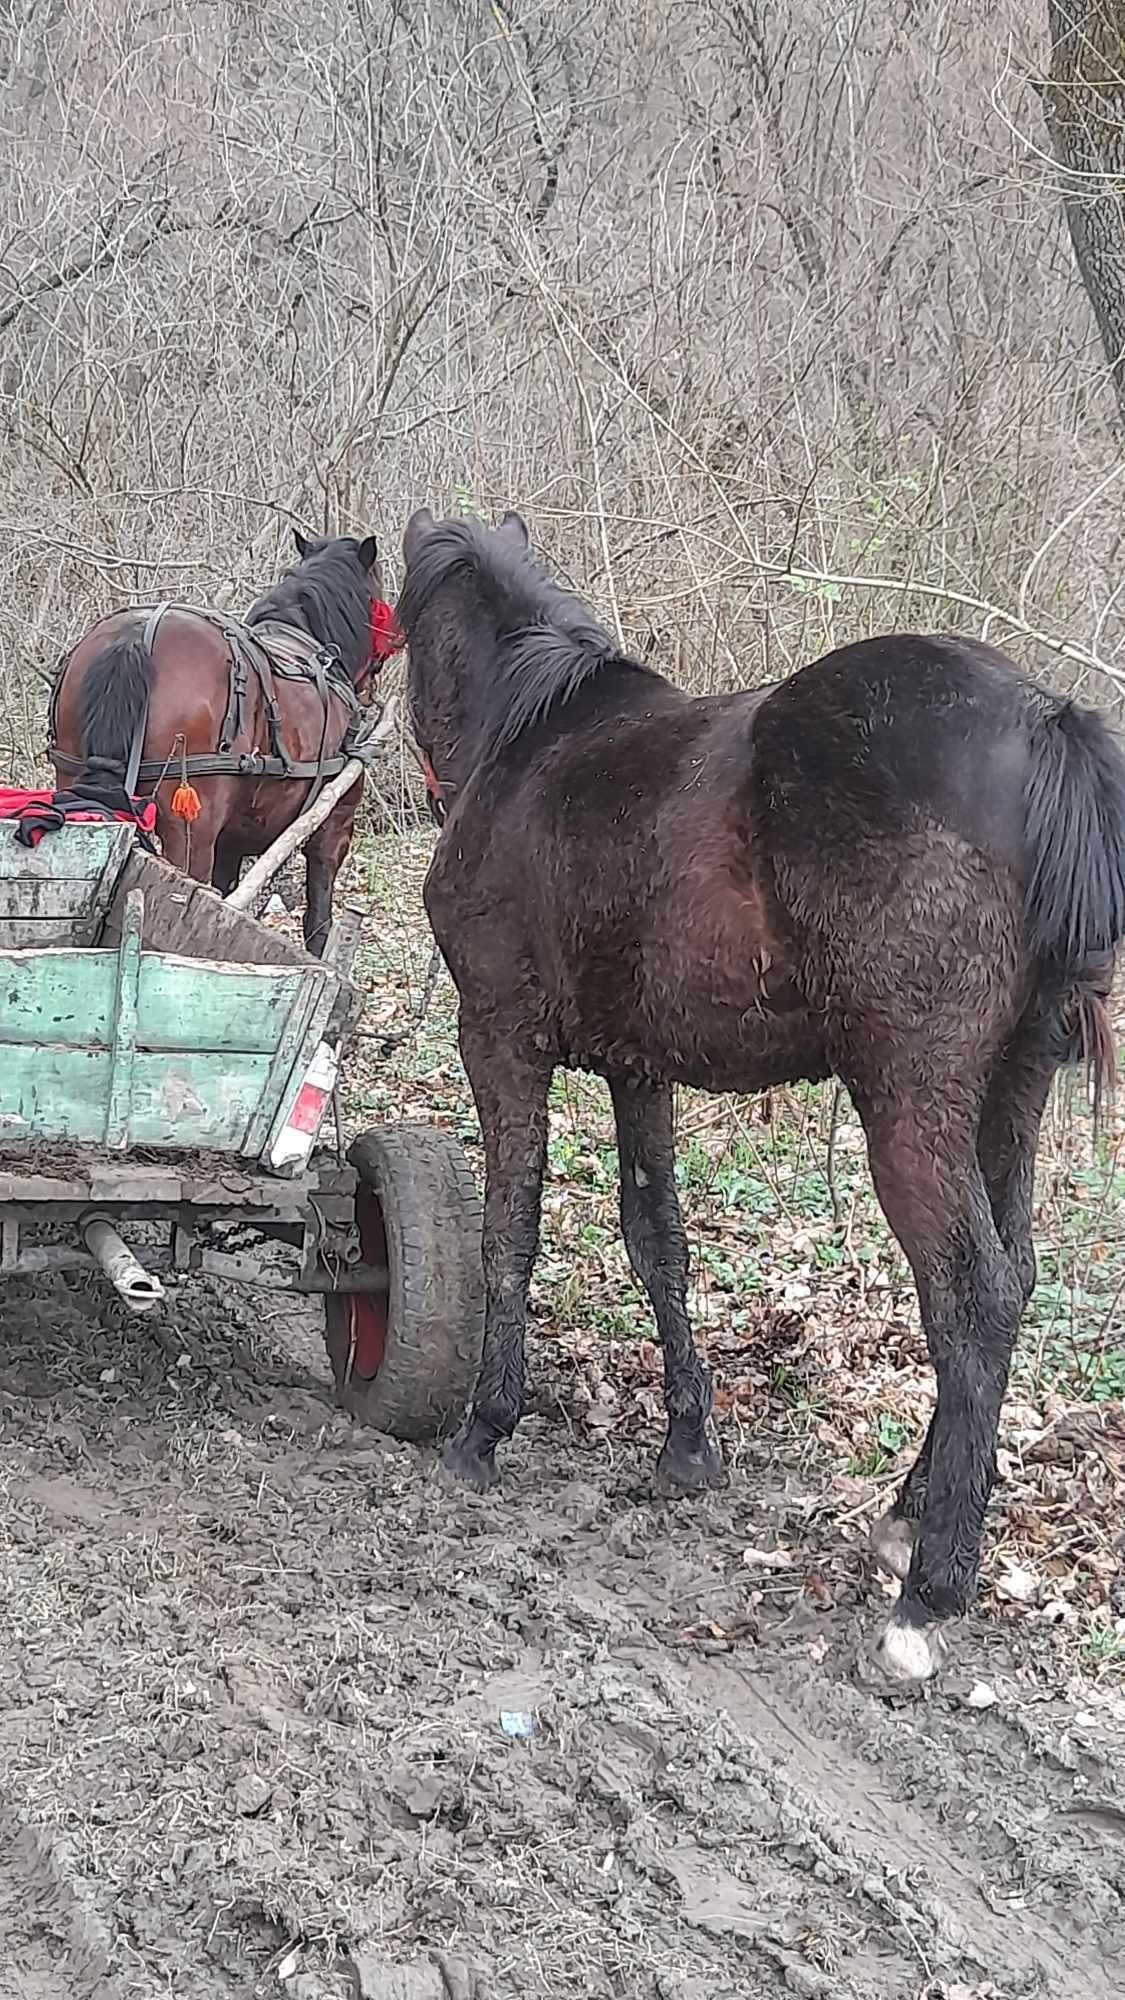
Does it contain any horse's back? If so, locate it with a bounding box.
[750,632,1036,872]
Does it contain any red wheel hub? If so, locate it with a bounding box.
[346,1181,389,1381]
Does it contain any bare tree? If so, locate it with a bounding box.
[0,0,1123,783]
[1043,2,1125,433]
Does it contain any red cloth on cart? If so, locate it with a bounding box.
[0,785,158,849]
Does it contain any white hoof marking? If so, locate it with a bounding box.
[875,1618,945,1683]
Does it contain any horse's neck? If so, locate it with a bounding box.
[431,712,489,796]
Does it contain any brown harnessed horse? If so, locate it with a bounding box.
[49,532,404,955]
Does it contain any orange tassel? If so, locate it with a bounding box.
[170,782,202,823]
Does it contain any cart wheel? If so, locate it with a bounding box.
[323,1123,483,1443]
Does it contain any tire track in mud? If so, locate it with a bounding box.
[657,1653,1121,1998]
[0,1819,115,2000]
[0,1275,1123,1999]
[438,1509,1125,2000]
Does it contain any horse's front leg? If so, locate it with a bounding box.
[303,789,360,958]
[610,1075,723,1496]
[443,1023,551,1492]
[303,838,340,958]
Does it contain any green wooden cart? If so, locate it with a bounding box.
[0,820,484,1441]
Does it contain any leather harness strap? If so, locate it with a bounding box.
[51,602,366,796]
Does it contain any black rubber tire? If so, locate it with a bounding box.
[323,1123,484,1443]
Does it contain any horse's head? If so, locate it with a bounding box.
[398,507,532,827]
[290,528,404,699]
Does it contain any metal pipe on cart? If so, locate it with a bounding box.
[0,1239,388,1293]
[82,1214,166,1314]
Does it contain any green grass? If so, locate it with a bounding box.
[846,1412,913,1478]
[1079,1619,1125,1678]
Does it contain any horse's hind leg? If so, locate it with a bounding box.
[870,1005,1062,1585]
[303,844,337,956]
[610,1076,722,1495]
[977,1001,1067,1305]
[443,1024,551,1491]
[212,834,243,899]
[850,1077,1024,1681]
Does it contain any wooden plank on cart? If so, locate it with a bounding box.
[0,1157,318,1212]
[0,946,318,1058]
[102,849,314,969]
[137,956,313,1052]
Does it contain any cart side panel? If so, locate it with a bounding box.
[0,830,362,1171]
[0,941,328,1153]
[0,950,312,1057]
[0,823,135,948]
[0,1045,274,1149]
[0,948,117,1046]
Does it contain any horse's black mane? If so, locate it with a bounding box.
[247,536,371,682]
[397,517,659,753]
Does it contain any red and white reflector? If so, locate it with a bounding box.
[269,1040,339,1172]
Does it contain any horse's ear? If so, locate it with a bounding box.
[293,528,314,559]
[357,534,378,572]
[403,506,436,567]
[498,510,530,550]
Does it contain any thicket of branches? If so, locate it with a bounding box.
[0,0,1123,779]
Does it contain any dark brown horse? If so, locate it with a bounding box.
[398,505,1125,1683]
[51,532,401,954]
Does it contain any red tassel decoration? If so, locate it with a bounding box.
[170,782,202,823]
[370,599,406,663]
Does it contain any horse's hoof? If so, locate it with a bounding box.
[653,1435,725,1498]
[442,1432,499,1494]
[871,1615,947,1685]
[870,1511,915,1582]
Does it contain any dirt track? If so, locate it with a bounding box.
[1,1271,1123,2000]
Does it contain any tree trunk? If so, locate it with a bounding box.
[1044,3,1125,431]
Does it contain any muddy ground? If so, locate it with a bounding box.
[1,1270,1123,2000]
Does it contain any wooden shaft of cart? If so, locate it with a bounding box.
[225,696,399,914]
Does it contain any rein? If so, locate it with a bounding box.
[407,740,449,828]
[420,752,446,821]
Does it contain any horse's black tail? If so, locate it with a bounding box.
[75,627,152,783]
[1023,694,1125,1107]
